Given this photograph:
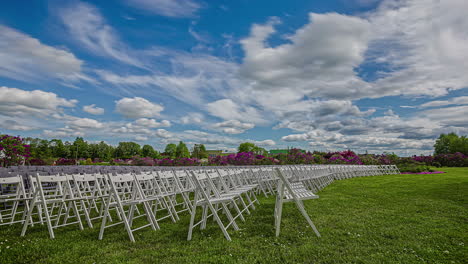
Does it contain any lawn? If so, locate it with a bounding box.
[1,167,466,264]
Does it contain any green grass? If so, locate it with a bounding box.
[1,167,467,263]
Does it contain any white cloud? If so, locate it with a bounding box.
[83,104,105,115]
[239,13,371,100]
[43,129,85,138]
[97,52,239,106]
[135,118,171,128]
[115,97,164,118]
[155,129,172,138]
[420,105,468,127]
[134,135,148,141]
[180,112,204,124]
[0,120,36,131]
[67,118,104,129]
[0,86,77,117]
[213,120,255,134]
[124,0,201,18]
[366,0,468,98]
[253,139,276,146]
[0,25,84,82]
[57,1,143,67]
[419,96,468,108]
[206,99,266,124]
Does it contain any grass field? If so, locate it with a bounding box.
[1,167,466,264]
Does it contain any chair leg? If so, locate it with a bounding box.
[187,197,198,241]
[294,200,320,237]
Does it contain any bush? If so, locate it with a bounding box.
[56,158,76,165]
[29,158,46,165]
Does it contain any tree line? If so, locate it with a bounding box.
[23,137,209,162]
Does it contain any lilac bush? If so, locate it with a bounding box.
[0,135,31,167]
[56,158,76,165]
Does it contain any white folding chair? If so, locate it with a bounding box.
[187,171,246,241]
[99,173,158,242]
[21,174,85,239]
[274,168,321,237]
[0,175,29,226]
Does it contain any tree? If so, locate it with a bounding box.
[238,142,267,155]
[238,142,256,153]
[0,135,30,167]
[71,137,90,160]
[49,139,68,158]
[97,141,115,161]
[142,144,160,158]
[114,142,141,159]
[191,144,207,159]
[434,133,468,155]
[176,141,190,158]
[24,137,52,159]
[164,143,177,159]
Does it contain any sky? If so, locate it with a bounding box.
[0,0,467,155]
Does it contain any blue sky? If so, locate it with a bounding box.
[0,0,467,155]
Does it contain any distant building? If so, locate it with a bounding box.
[269,149,289,155]
[205,150,223,158]
[269,148,306,155]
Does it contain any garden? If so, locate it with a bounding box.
[0,133,467,263]
[1,133,468,173]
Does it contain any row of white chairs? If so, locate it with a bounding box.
[0,165,399,241]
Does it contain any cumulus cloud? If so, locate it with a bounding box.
[43,126,85,138]
[366,0,468,98]
[125,0,201,18]
[0,120,36,131]
[240,13,371,100]
[135,118,171,128]
[83,104,104,115]
[154,129,172,138]
[253,139,276,146]
[0,86,77,117]
[206,99,266,124]
[419,96,468,108]
[134,135,148,141]
[420,106,468,127]
[180,112,204,124]
[213,120,255,134]
[67,117,104,129]
[115,97,164,118]
[0,25,84,82]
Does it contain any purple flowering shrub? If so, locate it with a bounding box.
[173,158,201,166]
[326,150,363,165]
[0,135,31,167]
[131,156,157,166]
[158,158,174,166]
[29,158,46,165]
[56,158,76,165]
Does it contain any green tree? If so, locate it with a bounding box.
[97,141,115,161]
[72,137,89,159]
[238,142,267,155]
[238,142,256,153]
[49,139,68,158]
[191,144,207,159]
[114,142,141,159]
[164,143,177,159]
[142,144,160,158]
[434,133,468,155]
[176,141,190,158]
